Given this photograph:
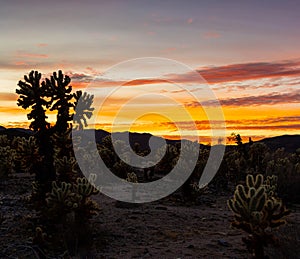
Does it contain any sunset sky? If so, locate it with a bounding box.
[0,0,299,144]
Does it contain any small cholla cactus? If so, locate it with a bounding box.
[126,172,138,202]
[126,172,138,183]
[74,174,100,198]
[46,181,82,220]
[46,177,100,224]
[228,174,290,258]
[264,175,278,197]
[15,136,42,174]
[190,182,208,195]
[0,146,16,178]
[32,226,47,248]
[0,135,10,147]
[54,156,78,182]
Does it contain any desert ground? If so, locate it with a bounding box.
[0,173,299,259]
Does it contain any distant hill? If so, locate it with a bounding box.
[94,130,183,150]
[0,127,34,139]
[257,135,300,153]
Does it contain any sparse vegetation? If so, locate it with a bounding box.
[1,81,299,258]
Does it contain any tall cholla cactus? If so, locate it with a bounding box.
[228,174,290,258]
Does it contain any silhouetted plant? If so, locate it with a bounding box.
[16,70,94,200]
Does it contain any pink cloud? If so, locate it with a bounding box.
[36,43,48,47]
[187,18,194,24]
[16,51,49,59]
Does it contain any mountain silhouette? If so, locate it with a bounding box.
[0,126,299,152]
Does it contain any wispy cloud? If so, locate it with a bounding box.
[186,90,300,107]
[15,51,49,59]
[67,72,94,82]
[198,60,300,83]
[164,59,300,84]
[67,59,300,91]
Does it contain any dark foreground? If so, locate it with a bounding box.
[0,174,299,258]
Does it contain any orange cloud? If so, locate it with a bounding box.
[15,61,28,66]
[0,92,18,101]
[0,106,24,113]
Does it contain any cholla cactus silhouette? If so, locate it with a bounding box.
[44,70,73,133]
[73,91,94,130]
[228,174,290,259]
[16,71,51,132]
[16,71,54,190]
